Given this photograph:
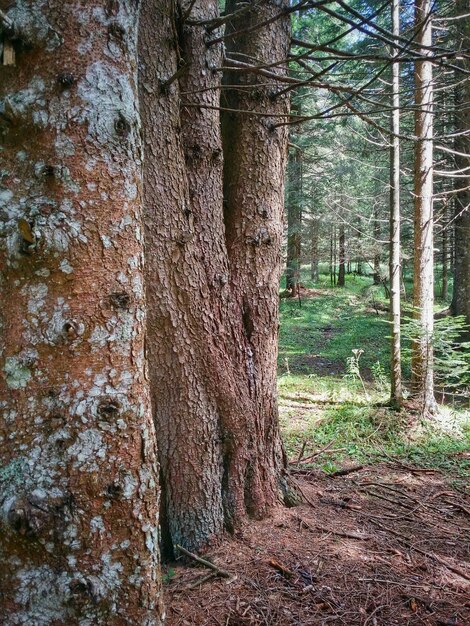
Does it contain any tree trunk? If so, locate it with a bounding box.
[450,0,470,335]
[0,2,162,622]
[441,213,448,302]
[411,0,436,413]
[286,146,302,294]
[222,0,294,515]
[140,0,293,553]
[337,223,346,287]
[310,216,319,282]
[373,202,381,285]
[389,0,402,407]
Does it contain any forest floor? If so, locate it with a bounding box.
[164,463,469,626]
[164,272,470,625]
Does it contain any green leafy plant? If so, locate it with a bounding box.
[371,360,388,389]
[345,348,369,398]
[402,314,470,396]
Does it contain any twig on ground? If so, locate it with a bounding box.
[290,438,339,465]
[368,520,470,581]
[175,544,232,579]
[269,559,295,578]
[296,440,308,464]
[187,572,218,589]
[295,514,372,540]
[330,464,364,477]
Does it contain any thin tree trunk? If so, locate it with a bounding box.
[330,225,334,286]
[450,0,470,335]
[441,214,448,301]
[310,217,319,282]
[337,223,346,287]
[373,202,381,285]
[412,0,436,413]
[390,0,402,407]
[286,145,302,294]
[0,1,162,621]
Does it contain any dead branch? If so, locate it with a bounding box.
[175,544,232,579]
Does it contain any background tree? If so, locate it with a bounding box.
[0,1,162,622]
[450,0,470,336]
[411,0,436,413]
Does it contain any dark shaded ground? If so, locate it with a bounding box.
[165,464,469,625]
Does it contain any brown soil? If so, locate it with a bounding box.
[165,464,470,625]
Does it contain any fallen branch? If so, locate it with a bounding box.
[187,572,218,589]
[269,559,295,578]
[368,520,470,581]
[320,496,362,510]
[290,438,339,465]
[295,514,371,540]
[330,464,364,477]
[175,544,231,579]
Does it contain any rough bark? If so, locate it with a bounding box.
[222,0,293,518]
[389,0,402,406]
[411,0,436,413]
[0,1,162,623]
[139,0,293,553]
[450,0,470,334]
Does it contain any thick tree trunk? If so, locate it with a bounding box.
[450,0,470,334]
[389,0,402,407]
[139,0,227,552]
[411,0,436,413]
[140,0,293,553]
[0,1,162,622]
[222,0,293,517]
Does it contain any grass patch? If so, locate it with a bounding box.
[278,266,470,482]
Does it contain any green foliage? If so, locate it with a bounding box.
[279,266,390,377]
[278,270,470,482]
[162,568,176,584]
[402,313,470,392]
[280,374,470,479]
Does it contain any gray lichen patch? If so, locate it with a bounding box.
[77,61,138,154]
[67,429,106,471]
[0,77,46,123]
[7,1,62,50]
[3,356,32,389]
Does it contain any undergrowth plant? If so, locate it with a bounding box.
[402,314,470,397]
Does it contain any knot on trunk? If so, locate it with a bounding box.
[4,491,71,538]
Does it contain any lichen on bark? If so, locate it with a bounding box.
[0,1,162,623]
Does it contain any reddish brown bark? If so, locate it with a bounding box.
[0,1,162,622]
[139,0,294,552]
[222,0,293,518]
